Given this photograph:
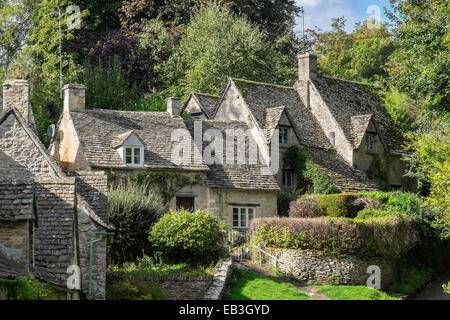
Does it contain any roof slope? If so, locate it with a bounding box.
[191,120,279,190]
[0,180,35,221]
[311,76,405,155]
[69,109,208,171]
[193,93,219,118]
[231,79,332,149]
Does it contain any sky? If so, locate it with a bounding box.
[294,0,392,34]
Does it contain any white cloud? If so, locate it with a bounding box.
[295,0,362,33]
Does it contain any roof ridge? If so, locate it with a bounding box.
[231,78,294,90]
[80,108,169,115]
[192,92,220,98]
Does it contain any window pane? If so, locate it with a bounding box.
[233,208,239,227]
[134,148,141,164]
[125,148,132,164]
[240,208,246,227]
[248,208,254,225]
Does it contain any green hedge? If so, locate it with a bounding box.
[249,216,417,259]
[149,210,226,265]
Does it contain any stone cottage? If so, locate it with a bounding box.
[0,80,112,300]
[50,54,415,232]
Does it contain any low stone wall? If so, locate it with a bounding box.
[107,272,214,300]
[263,248,396,289]
[203,259,232,300]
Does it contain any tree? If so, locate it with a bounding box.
[308,17,395,82]
[386,0,449,112]
[161,3,293,98]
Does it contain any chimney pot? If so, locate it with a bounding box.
[63,84,86,112]
[166,97,181,118]
[298,53,318,81]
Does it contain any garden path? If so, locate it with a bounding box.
[413,271,450,300]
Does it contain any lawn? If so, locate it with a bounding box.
[317,285,399,300]
[228,269,313,300]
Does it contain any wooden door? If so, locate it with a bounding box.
[176,197,195,212]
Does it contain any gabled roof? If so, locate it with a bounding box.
[264,106,285,142]
[229,78,333,149]
[111,130,145,149]
[0,180,35,222]
[351,114,374,149]
[0,249,27,279]
[181,92,220,118]
[311,76,405,155]
[190,120,279,191]
[69,109,209,171]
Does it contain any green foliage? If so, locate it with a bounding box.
[249,216,417,259]
[388,265,433,296]
[227,268,313,300]
[386,0,449,112]
[108,181,168,263]
[162,2,294,99]
[317,285,399,300]
[7,277,53,300]
[382,88,416,131]
[304,161,340,195]
[444,282,450,294]
[284,146,307,179]
[77,56,140,110]
[277,187,303,217]
[149,209,225,265]
[106,278,165,300]
[108,255,216,277]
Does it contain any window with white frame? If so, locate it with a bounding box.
[232,207,255,228]
[365,133,377,153]
[279,127,290,147]
[282,170,293,188]
[124,147,142,165]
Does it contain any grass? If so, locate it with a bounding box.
[227,269,313,300]
[317,285,399,300]
[387,265,434,295]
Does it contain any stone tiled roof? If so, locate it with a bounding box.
[264,106,285,142]
[0,180,34,221]
[182,93,219,118]
[231,79,332,149]
[187,120,280,191]
[311,76,405,155]
[0,249,27,279]
[69,109,208,171]
[110,130,144,149]
[305,148,379,192]
[351,114,373,149]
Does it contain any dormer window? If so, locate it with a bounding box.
[112,130,145,167]
[279,127,290,147]
[365,133,377,153]
[125,147,141,165]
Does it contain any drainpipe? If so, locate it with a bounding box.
[88,232,113,300]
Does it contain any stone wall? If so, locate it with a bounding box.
[264,248,397,289]
[0,221,29,266]
[68,171,109,223]
[0,114,57,178]
[34,177,77,288]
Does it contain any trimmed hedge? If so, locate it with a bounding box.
[249,216,418,259]
[149,210,226,266]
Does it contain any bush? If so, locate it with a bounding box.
[149,210,226,265]
[304,161,340,194]
[6,277,53,300]
[108,181,168,263]
[249,217,417,259]
[106,278,165,300]
[289,200,319,218]
[278,188,303,217]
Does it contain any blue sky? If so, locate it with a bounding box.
[294,0,392,33]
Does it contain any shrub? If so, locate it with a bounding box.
[249,217,417,259]
[7,277,53,300]
[356,208,397,220]
[106,278,165,300]
[289,199,319,218]
[149,210,226,265]
[304,161,340,194]
[278,187,304,216]
[108,181,168,263]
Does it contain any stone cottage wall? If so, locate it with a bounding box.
[0,114,57,178]
[265,248,396,289]
[34,177,77,288]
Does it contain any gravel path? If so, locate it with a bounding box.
[413,271,450,300]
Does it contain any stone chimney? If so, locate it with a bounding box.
[63,84,86,112]
[166,97,181,118]
[298,53,318,81]
[2,80,34,125]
